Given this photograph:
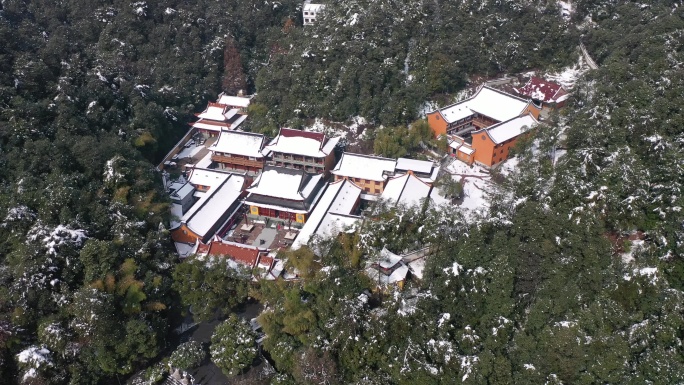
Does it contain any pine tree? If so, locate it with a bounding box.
[222,36,247,95]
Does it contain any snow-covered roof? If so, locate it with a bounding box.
[192,99,247,131]
[230,114,248,130]
[515,77,567,103]
[246,167,323,201]
[381,173,432,207]
[217,93,252,108]
[408,258,425,280]
[211,130,267,158]
[265,128,339,158]
[425,167,440,184]
[475,114,538,145]
[195,151,214,169]
[394,157,439,183]
[303,3,325,12]
[175,241,199,258]
[555,93,570,103]
[170,203,184,228]
[264,259,284,280]
[313,180,361,217]
[225,109,239,120]
[184,175,245,238]
[170,182,195,201]
[437,86,532,124]
[385,264,409,284]
[187,168,232,189]
[197,103,232,121]
[292,179,362,249]
[191,120,230,131]
[168,181,184,191]
[321,136,339,154]
[379,247,403,269]
[298,213,360,254]
[196,239,282,280]
[366,263,409,285]
[458,146,475,155]
[395,158,434,174]
[331,153,396,181]
[319,213,359,237]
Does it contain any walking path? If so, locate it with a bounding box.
[580,42,599,70]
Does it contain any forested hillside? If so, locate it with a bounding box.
[1,0,683,384]
[250,0,577,130]
[0,0,300,383]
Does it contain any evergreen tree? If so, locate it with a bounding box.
[210,315,258,377]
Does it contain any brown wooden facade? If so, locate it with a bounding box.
[269,151,336,174]
[212,153,265,174]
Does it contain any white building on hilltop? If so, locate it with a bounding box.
[303,2,325,25]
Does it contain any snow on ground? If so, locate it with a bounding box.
[446,159,490,177]
[440,159,498,218]
[497,157,520,178]
[347,116,367,132]
[305,117,363,138]
[545,54,591,90]
[460,177,491,215]
[420,88,473,119]
[304,116,369,148]
[438,155,537,219]
[430,187,452,206]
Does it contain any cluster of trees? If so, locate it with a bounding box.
[251,0,577,129]
[0,0,303,161]
[172,256,249,322]
[372,120,435,158]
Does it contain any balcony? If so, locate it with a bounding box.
[211,154,264,169]
[268,155,325,169]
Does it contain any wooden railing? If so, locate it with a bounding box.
[272,154,324,166]
[211,154,263,169]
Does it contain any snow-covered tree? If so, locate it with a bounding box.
[210,315,258,376]
[16,345,54,384]
[169,340,206,371]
